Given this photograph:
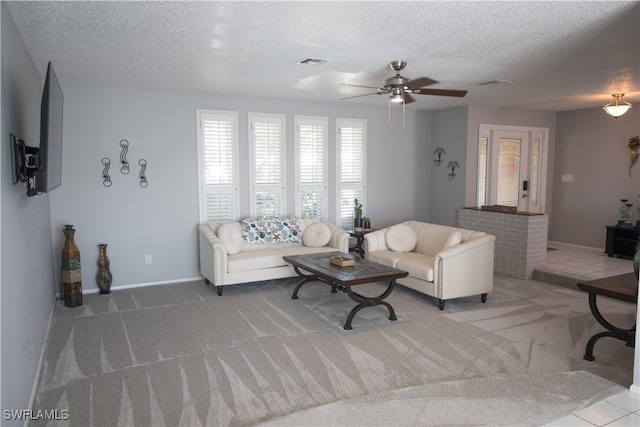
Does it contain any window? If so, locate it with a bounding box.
[295,116,328,219]
[249,113,286,218]
[196,110,239,223]
[337,118,366,229]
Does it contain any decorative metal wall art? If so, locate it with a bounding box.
[139,159,148,187]
[100,139,149,188]
[101,157,112,187]
[119,139,130,174]
[447,160,459,180]
[434,148,446,166]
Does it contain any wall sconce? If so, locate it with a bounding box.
[447,161,459,180]
[119,139,130,174]
[101,157,112,187]
[139,159,148,188]
[603,93,633,118]
[434,148,446,166]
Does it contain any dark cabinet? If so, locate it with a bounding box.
[605,226,640,259]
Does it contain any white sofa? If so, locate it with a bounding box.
[364,220,495,310]
[199,218,349,295]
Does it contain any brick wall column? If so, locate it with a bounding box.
[458,208,548,279]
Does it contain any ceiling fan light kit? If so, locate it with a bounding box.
[603,93,633,118]
[340,60,468,128]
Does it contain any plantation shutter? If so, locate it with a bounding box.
[250,113,285,218]
[295,116,328,218]
[337,119,366,229]
[197,110,238,223]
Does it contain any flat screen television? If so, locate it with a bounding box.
[35,61,64,193]
[9,61,63,196]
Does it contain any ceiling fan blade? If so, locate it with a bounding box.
[406,77,438,89]
[414,88,468,98]
[403,93,416,104]
[339,92,381,101]
[340,83,382,90]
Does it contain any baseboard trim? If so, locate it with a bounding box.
[27,296,57,422]
[630,384,640,395]
[55,277,203,298]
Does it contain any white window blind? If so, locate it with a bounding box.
[295,116,328,219]
[196,110,239,223]
[249,113,285,218]
[337,119,366,229]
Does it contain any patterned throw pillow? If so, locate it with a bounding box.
[241,217,301,244]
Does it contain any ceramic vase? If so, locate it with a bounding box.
[61,225,83,307]
[96,244,112,294]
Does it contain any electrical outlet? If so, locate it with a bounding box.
[145,255,152,264]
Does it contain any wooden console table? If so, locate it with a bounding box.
[577,273,637,361]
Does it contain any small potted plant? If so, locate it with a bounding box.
[363,217,371,232]
[354,199,363,232]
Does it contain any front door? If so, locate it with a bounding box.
[478,125,548,213]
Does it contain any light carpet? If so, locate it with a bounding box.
[31,275,635,426]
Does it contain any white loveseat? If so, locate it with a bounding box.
[364,220,495,310]
[199,218,349,295]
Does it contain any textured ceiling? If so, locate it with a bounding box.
[6,1,640,112]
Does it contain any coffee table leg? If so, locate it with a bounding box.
[583,292,636,361]
[291,266,318,300]
[343,279,397,330]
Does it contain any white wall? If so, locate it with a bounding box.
[551,107,640,248]
[1,4,57,422]
[50,83,431,293]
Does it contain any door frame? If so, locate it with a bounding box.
[477,124,549,213]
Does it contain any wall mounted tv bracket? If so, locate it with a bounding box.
[9,134,41,196]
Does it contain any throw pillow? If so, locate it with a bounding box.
[385,224,418,253]
[240,217,301,244]
[302,222,331,247]
[217,222,243,254]
[442,230,462,251]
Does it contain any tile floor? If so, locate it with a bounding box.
[542,241,639,426]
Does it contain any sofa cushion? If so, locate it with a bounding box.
[278,246,336,256]
[227,250,288,273]
[442,231,462,251]
[385,224,418,253]
[217,222,243,254]
[396,256,435,282]
[368,251,425,268]
[302,222,331,247]
[241,217,301,244]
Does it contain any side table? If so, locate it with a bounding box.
[346,228,373,258]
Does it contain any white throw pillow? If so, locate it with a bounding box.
[217,222,243,254]
[385,224,418,253]
[302,223,332,247]
[442,230,462,251]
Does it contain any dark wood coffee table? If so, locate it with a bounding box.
[577,273,637,361]
[283,252,409,330]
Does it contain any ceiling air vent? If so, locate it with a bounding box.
[478,79,513,86]
[297,58,327,65]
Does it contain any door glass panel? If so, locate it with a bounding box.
[497,138,521,206]
[530,139,540,205]
[477,137,488,206]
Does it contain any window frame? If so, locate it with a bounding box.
[336,118,367,229]
[248,112,286,218]
[196,109,239,224]
[294,115,329,219]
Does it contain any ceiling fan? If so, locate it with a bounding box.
[340,60,467,104]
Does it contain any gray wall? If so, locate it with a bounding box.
[49,83,432,293]
[430,107,468,226]
[1,3,57,421]
[550,106,640,247]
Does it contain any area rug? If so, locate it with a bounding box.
[31,276,635,426]
[257,371,625,426]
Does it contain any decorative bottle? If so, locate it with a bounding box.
[61,225,83,307]
[96,244,113,294]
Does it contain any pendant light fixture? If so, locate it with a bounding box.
[603,93,633,118]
